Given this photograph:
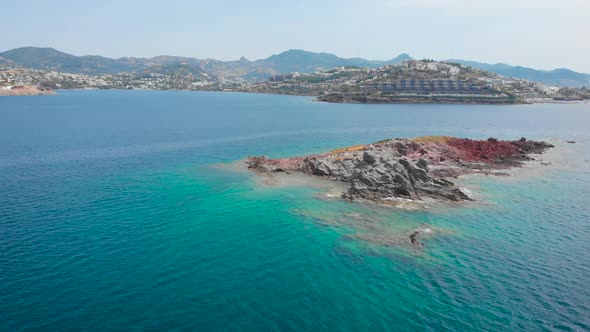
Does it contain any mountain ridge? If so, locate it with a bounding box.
[447,59,590,87]
[1,47,588,87]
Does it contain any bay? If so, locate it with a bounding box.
[1,90,589,330]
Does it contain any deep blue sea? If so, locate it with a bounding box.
[1,90,589,331]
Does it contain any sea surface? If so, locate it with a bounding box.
[1,90,589,331]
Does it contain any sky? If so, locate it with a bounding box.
[2,0,589,72]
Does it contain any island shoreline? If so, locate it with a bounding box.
[244,136,556,206]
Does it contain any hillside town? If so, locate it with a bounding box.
[0,66,220,92]
[246,60,590,103]
[1,61,589,103]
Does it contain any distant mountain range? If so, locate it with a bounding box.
[0,47,412,82]
[447,59,590,88]
[1,47,589,87]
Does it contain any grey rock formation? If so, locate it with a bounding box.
[245,137,553,204]
[296,150,469,202]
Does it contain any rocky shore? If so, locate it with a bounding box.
[0,85,54,96]
[317,94,517,105]
[245,136,554,204]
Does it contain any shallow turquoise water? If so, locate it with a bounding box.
[1,90,589,330]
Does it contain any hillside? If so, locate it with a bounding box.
[246,60,590,104]
[2,47,589,87]
[0,47,141,74]
[449,59,590,88]
[252,49,412,74]
[0,47,413,81]
[3,59,588,103]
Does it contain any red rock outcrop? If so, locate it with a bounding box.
[246,136,554,203]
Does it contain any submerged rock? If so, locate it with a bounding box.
[409,231,424,246]
[245,136,553,204]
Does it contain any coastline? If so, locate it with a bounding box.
[0,85,54,96]
[8,87,588,105]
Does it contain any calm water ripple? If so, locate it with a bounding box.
[1,90,589,330]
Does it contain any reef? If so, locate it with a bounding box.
[245,136,554,203]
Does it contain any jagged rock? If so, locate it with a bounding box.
[245,137,553,204]
[410,231,424,246]
[314,161,333,176]
[363,151,378,164]
[245,156,278,172]
[416,158,428,170]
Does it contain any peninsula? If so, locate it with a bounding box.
[246,136,554,203]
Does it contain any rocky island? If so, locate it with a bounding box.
[246,136,554,204]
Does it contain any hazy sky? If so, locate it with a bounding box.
[3,0,589,72]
